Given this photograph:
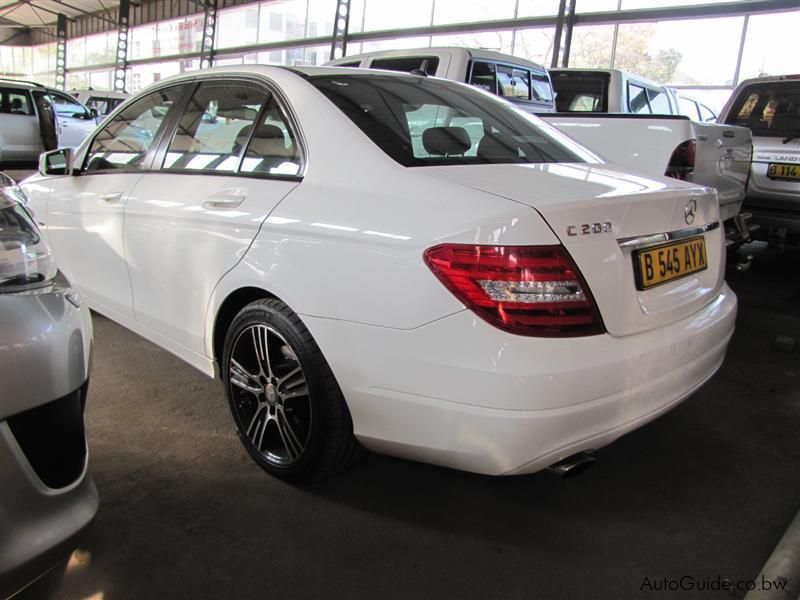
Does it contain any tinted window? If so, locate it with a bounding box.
[311,74,585,167]
[163,81,264,172]
[676,96,700,120]
[647,88,672,115]
[0,88,32,115]
[87,96,124,116]
[551,72,609,112]
[724,82,800,137]
[240,97,301,176]
[370,56,439,76]
[628,83,651,113]
[469,61,496,94]
[85,86,183,172]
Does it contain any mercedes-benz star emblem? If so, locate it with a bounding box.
[684,198,697,225]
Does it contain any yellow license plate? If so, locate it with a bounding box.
[767,163,800,180]
[634,237,707,290]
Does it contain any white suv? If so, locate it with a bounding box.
[0,79,98,165]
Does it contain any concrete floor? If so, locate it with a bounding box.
[17,244,800,600]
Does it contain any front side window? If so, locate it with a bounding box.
[699,104,716,122]
[85,86,183,172]
[677,96,700,120]
[51,91,90,119]
[162,81,265,172]
[724,82,800,137]
[311,74,589,167]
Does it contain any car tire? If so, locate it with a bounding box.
[222,298,362,482]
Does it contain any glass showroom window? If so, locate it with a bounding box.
[217,4,260,49]
[433,0,517,24]
[257,0,307,43]
[431,31,514,55]
[615,17,743,86]
[512,28,556,67]
[738,11,800,81]
[567,25,615,69]
[67,37,87,69]
[130,24,157,61]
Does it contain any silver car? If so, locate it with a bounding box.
[719,75,800,240]
[0,176,97,597]
[0,79,99,165]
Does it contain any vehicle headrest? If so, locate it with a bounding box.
[422,126,471,156]
[248,123,292,158]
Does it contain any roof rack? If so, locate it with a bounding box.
[0,77,46,88]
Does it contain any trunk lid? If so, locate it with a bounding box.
[423,163,725,337]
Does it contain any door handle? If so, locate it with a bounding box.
[723,130,736,138]
[202,188,247,209]
[100,191,124,205]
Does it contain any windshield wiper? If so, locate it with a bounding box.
[783,135,800,144]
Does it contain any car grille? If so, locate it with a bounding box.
[7,382,88,489]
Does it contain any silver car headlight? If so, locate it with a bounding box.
[0,188,57,294]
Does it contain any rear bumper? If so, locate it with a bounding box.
[744,161,800,233]
[304,284,737,475]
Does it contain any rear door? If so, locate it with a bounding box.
[0,87,40,161]
[123,78,303,356]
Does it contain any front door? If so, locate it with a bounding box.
[43,85,187,322]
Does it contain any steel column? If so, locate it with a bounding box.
[550,0,567,68]
[560,0,576,68]
[329,0,351,61]
[199,0,218,69]
[113,0,131,92]
[55,13,67,89]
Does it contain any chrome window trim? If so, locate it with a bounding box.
[617,221,720,250]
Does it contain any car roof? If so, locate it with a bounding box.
[735,74,800,86]
[328,46,548,72]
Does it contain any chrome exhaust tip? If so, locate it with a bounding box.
[547,451,596,477]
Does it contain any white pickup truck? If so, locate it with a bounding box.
[328,51,752,236]
[717,74,800,244]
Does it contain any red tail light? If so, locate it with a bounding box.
[423,244,605,337]
[665,139,696,180]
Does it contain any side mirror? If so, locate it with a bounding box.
[39,148,73,176]
[89,108,98,119]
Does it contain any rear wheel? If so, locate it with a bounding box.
[222,298,361,481]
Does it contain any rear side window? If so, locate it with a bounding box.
[85,86,183,172]
[628,83,651,113]
[647,88,672,114]
[699,103,716,122]
[531,71,554,104]
[239,97,301,176]
[311,74,586,167]
[551,71,609,112]
[162,81,265,172]
[370,56,439,76]
[0,88,33,115]
[469,61,496,94]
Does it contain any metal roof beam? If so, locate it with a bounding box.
[47,0,116,25]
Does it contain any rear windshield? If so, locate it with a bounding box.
[724,81,800,138]
[310,74,588,167]
[551,71,610,112]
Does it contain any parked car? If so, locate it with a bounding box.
[0,78,98,165]
[21,66,736,482]
[548,68,718,120]
[327,53,752,237]
[717,74,800,242]
[0,177,97,597]
[328,46,556,113]
[70,88,129,121]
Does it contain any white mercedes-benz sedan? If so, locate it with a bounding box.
[21,66,737,481]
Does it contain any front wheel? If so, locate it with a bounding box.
[222,298,361,482]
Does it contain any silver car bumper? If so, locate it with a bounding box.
[0,272,98,597]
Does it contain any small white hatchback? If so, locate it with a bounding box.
[22,66,737,481]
